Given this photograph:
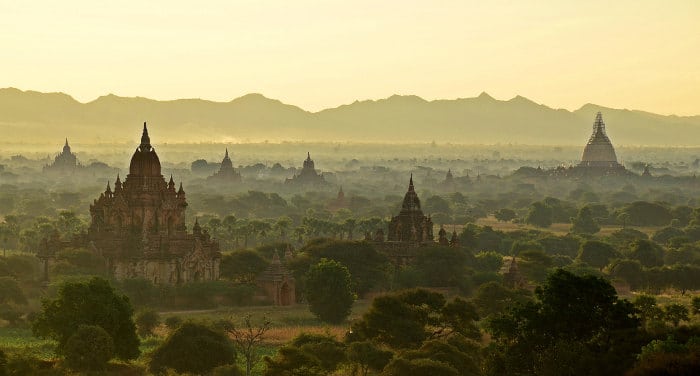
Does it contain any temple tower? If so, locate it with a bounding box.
[579,112,621,168]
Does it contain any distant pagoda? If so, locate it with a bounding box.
[387,175,434,243]
[285,152,326,186]
[579,112,623,169]
[43,138,82,173]
[208,148,242,182]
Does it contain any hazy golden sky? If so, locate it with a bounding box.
[1,1,698,115]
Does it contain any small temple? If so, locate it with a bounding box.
[387,175,434,243]
[256,251,295,306]
[43,138,82,173]
[327,186,348,211]
[83,123,221,283]
[208,148,242,182]
[285,152,326,186]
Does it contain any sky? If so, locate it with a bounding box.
[1,0,699,115]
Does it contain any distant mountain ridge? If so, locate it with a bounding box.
[1,87,699,146]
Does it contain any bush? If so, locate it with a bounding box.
[164,316,183,330]
[64,325,114,372]
[149,322,235,375]
[135,309,161,337]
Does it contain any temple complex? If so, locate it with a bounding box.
[577,112,627,173]
[208,148,242,182]
[43,139,81,173]
[285,152,326,186]
[387,175,434,243]
[86,123,220,283]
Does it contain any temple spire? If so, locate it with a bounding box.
[408,173,414,191]
[140,122,151,149]
[225,148,229,158]
[307,152,311,160]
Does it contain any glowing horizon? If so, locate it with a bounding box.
[1,0,698,115]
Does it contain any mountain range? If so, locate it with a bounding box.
[0,87,698,145]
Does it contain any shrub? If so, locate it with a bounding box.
[135,309,161,337]
[149,322,235,375]
[64,325,114,372]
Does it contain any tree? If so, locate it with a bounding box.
[222,314,272,376]
[473,251,503,272]
[576,240,618,270]
[633,295,664,327]
[0,348,6,376]
[525,202,552,228]
[494,209,516,223]
[620,201,673,227]
[692,296,700,315]
[298,239,390,297]
[609,259,644,290]
[149,322,235,375]
[350,289,480,349]
[220,250,269,283]
[305,259,355,324]
[627,239,665,268]
[264,333,346,376]
[0,277,26,305]
[347,341,393,376]
[471,281,532,318]
[663,303,689,327]
[32,277,140,360]
[487,269,640,375]
[571,206,600,234]
[63,325,114,372]
[135,309,161,337]
[381,358,458,376]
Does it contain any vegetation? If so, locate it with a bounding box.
[305,259,355,324]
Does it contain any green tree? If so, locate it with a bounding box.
[487,269,640,375]
[350,289,480,349]
[471,281,532,318]
[220,250,269,283]
[474,251,503,273]
[149,322,235,375]
[0,277,26,305]
[633,295,664,327]
[305,259,355,324]
[525,202,552,228]
[347,341,393,376]
[63,325,114,372]
[494,208,516,223]
[32,277,140,360]
[692,296,700,315]
[381,358,458,376]
[0,348,6,376]
[627,239,665,268]
[571,206,600,234]
[264,333,346,376]
[577,240,619,270]
[663,303,689,327]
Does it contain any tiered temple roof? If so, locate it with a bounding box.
[285,152,326,186]
[208,148,242,182]
[43,138,81,173]
[86,123,220,284]
[387,175,434,243]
